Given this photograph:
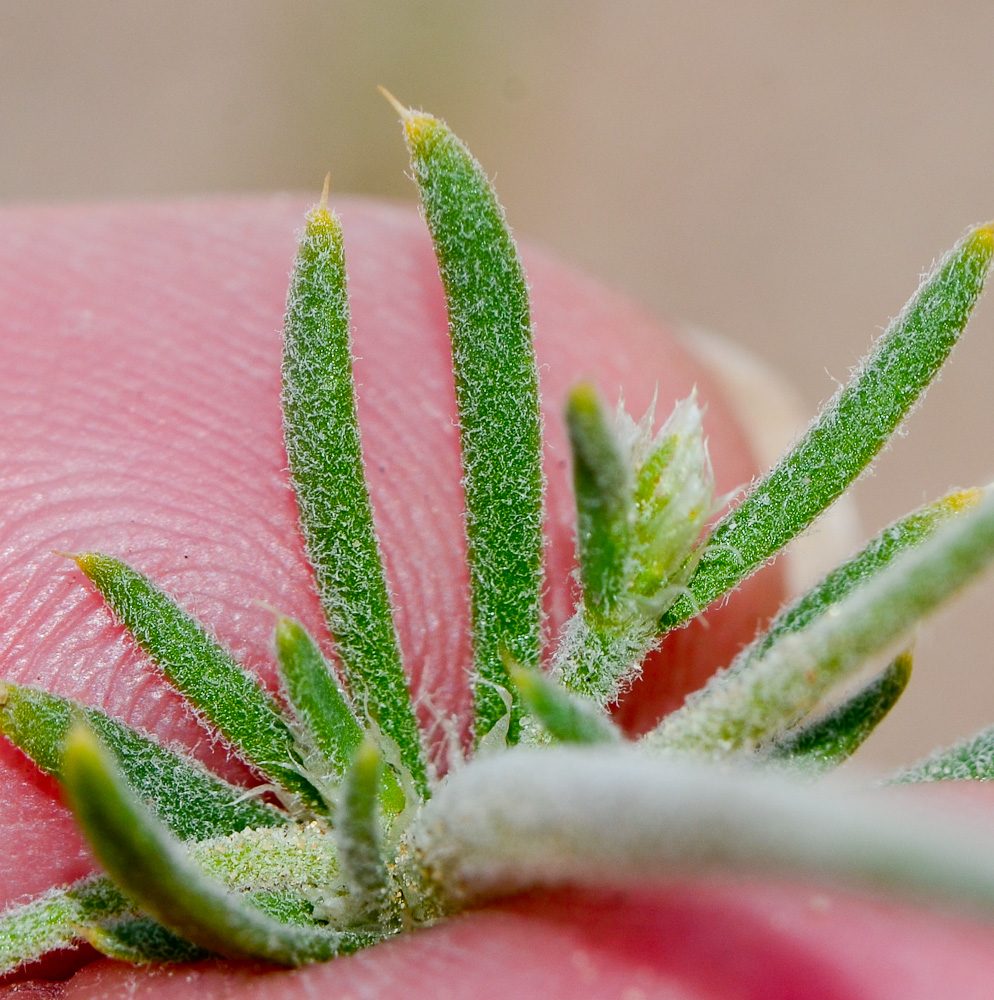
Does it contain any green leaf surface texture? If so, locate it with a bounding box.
[764,651,912,774]
[557,393,712,703]
[281,202,428,798]
[0,680,284,841]
[567,383,632,614]
[894,723,994,782]
[74,553,323,811]
[335,741,390,925]
[662,225,994,632]
[647,488,994,756]
[62,725,369,966]
[86,917,208,965]
[399,106,544,744]
[274,618,408,818]
[508,660,621,745]
[737,489,981,674]
[275,617,364,781]
[0,877,129,974]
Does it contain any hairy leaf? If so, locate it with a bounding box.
[0,680,285,841]
[764,651,913,774]
[335,741,390,926]
[0,877,128,975]
[275,617,406,816]
[893,723,994,783]
[386,92,544,744]
[647,489,994,755]
[733,489,980,677]
[74,552,323,811]
[507,658,621,745]
[662,225,993,631]
[556,390,712,703]
[415,746,994,921]
[282,188,428,798]
[61,724,374,965]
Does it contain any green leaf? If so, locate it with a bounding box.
[188,824,339,897]
[0,877,129,975]
[892,723,994,783]
[281,187,428,799]
[566,383,631,615]
[85,917,208,965]
[743,489,981,669]
[555,389,713,703]
[0,680,285,841]
[415,745,994,922]
[274,617,406,817]
[662,224,994,632]
[646,488,994,756]
[764,650,913,774]
[73,552,324,812]
[61,723,374,966]
[507,657,621,745]
[385,92,544,745]
[334,740,390,926]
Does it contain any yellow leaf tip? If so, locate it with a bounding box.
[968,223,994,256]
[64,719,99,761]
[306,176,338,230]
[944,486,985,513]
[377,86,412,121]
[377,86,438,145]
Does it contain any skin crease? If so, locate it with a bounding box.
[2,197,994,998]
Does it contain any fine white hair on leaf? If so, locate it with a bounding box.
[412,746,994,920]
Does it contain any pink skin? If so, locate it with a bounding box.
[2,198,993,997]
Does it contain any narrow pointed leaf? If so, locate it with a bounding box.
[764,650,913,774]
[73,552,323,811]
[0,877,129,975]
[733,488,981,678]
[414,746,994,922]
[387,93,544,744]
[893,723,994,783]
[336,740,390,926]
[275,617,405,816]
[0,679,285,840]
[61,724,371,966]
[646,489,994,756]
[507,657,621,745]
[566,383,631,613]
[85,918,208,965]
[282,192,428,798]
[662,225,993,631]
[557,393,713,703]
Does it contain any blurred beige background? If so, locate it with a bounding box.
[2,1,993,772]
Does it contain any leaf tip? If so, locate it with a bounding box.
[377,85,417,126]
[964,223,994,267]
[500,651,531,696]
[892,647,914,686]
[377,86,437,147]
[71,551,101,577]
[273,614,299,649]
[565,381,601,419]
[942,486,985,515]
[61,719,103,790]
[305,183,339,235]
